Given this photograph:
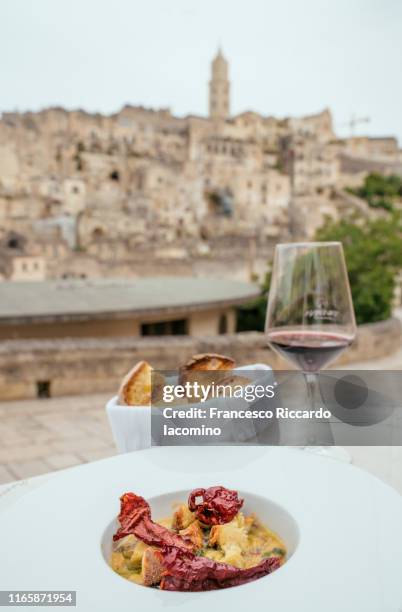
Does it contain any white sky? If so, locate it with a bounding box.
[1,0,401,143]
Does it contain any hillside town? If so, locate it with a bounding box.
[1,49,401,283]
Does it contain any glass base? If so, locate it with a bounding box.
[298,446,352,463]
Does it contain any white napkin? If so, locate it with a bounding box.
[106,400,151,453]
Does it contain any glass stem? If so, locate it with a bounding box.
[303,372,320,446]
[303,372,319,412]
[302,372,334,446]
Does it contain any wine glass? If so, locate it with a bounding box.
[265,242,356,461]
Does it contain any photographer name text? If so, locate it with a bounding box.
[158,381,331,437]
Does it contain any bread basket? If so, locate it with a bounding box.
[106,363,273,453]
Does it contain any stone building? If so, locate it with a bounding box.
[338,135,402,178]
[341,136,399,160]
[0,277,259,340]
[0,230,47,281]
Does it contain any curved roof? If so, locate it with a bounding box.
[0,277,260,323]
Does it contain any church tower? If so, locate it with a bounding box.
[209,48,230,120]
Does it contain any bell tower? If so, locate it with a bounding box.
[209,48,230,120]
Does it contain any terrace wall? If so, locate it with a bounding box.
[0,318,400,400]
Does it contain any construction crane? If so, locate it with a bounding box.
[341,114,371,136]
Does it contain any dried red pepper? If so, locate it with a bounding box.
[113,492,193,551]
[160,546,281,591]
[188,486,243,525]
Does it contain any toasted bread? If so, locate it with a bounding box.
[179,520,203,551]
[179,353,235,385]
[118,361,165,406]
[141,547,164,586]
[172,503,195,531]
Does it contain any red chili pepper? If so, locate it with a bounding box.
[188,486,243,525]
[160,546,281,591]
[113,492,193,551]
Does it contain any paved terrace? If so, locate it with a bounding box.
[0,392,115,483]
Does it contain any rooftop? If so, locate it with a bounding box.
[0,277,259,324]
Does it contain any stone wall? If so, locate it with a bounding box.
[0,318,400,401]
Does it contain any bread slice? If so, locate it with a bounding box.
[182,353,235,372]
[141,547,164,586]
[179,353,235,385]
[179,520,203,551]
[172,503,195,531]
[118,361,165,406]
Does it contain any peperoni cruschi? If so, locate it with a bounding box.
[188,486,244,525]
[113,492,194,551]
[159,546,280,591]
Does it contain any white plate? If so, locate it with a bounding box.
[0,447,401,612]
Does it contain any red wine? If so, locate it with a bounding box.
[266,330,353,372]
